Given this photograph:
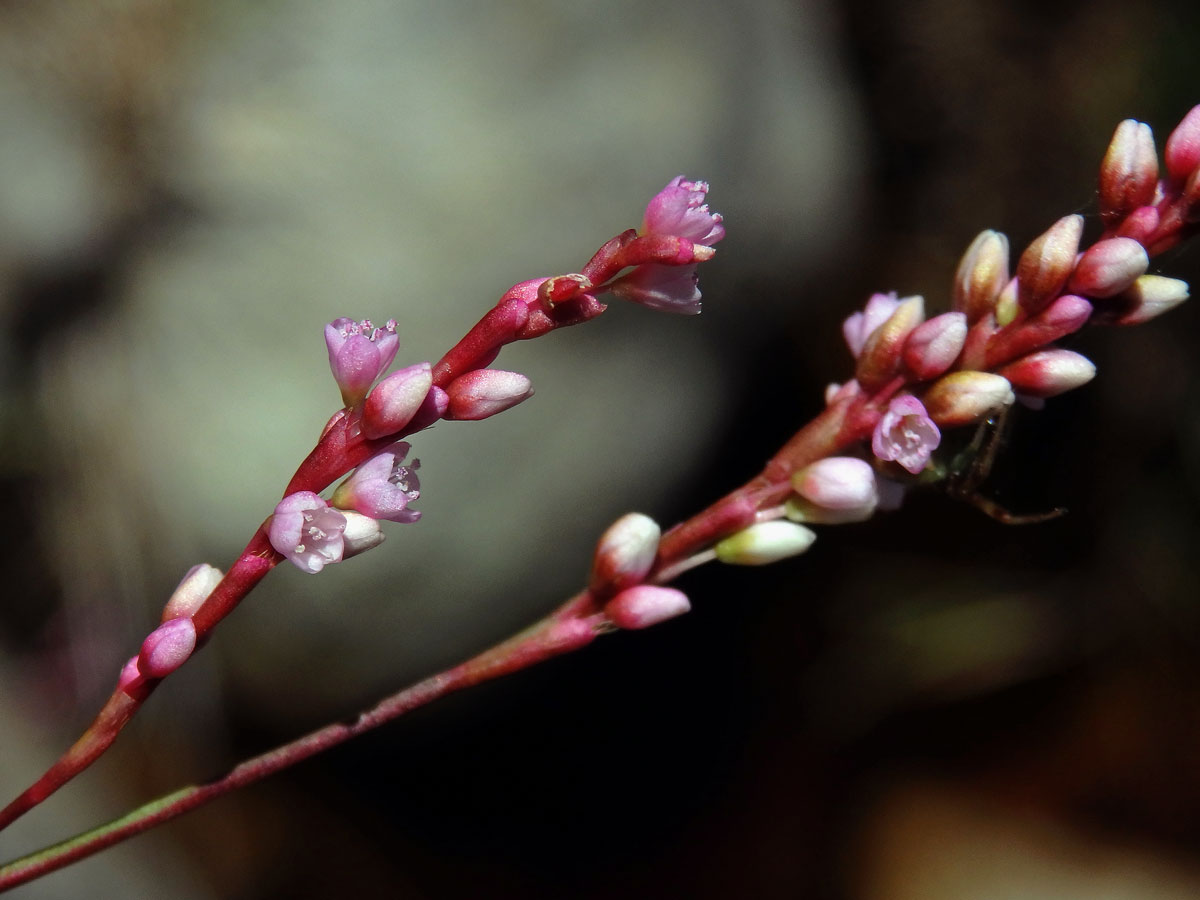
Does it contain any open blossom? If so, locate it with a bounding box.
[325,317,400,407]
[269,492,348,574]
[871,395,941,475]
[331,441,422,523]
[609,176,724,314]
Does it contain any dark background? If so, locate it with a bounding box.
[3,1,1200,897]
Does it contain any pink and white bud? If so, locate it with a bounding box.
[856,295,926,392]
[788,457,879,524]
[984,294,1092,369]
[871,395,941,475]
[903,312,967,380]
[1067,237,1149,298]
[714,521,817,566]
[1099,119,1159,224]
[1017,215,1084,315]
[590,512,661,593]
[331,442,421,523]
[444,369,534,421]
[1164,104,1200,184]
[362,362,434,439]
[998,349,1096,398]
[138,617,197,679]
[160,563,223,622]
[922,371,1015,427]
[953,230,1010,322]
[604,585,691,630]
[268,492,348,574]
[341,510,386,558]
[843,292,902,358]
[1097,274,1190,326]
[325,317,400,407]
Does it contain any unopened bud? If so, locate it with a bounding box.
[984,294,1092,369]
[714,521,816,566]
[138,617,198,679]
[1067,237,1148,298]
[161,563,223,622]
[1164,104,1200,184]
[1017,215,1084,315]
[445,369,534,421]
[1099,120,1159,224]
[856,295,925,392]
[922,371,1015,427]
[997,349,1096,398]
[362,362,434,439]
[903,312,967,380]
[843,292,902,358]
[953,230,1010,322]
[341,510,386,558]
[788,457,878,524]
[590,513,661,593]
[1095,274,1189,326]
[1115,206,1160,244]
[604,585,691,630]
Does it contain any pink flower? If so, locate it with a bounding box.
[609,176,724,314]
[325,317,400,407]
[331,442,422,523]
[871,395,941,475]
[843,292,902,358]
[269,492,348,574]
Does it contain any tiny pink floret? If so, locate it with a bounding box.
[331,442,422,524]
[325,317,401,407]
[643,176,726,245]
[844,292,902,358]
[269,491,348,574]
[138,617,198,679]
[872,395,941,475]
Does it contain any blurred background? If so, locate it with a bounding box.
[3,0,1200,897]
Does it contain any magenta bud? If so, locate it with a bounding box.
[362,362,434,440]
[1017,215,1084,314]
[1164,104,1200,184]
[953,230,1010,322]
[1096,274,1190,326]
[161,563,223,622]
[445,369,534,421]
[1115,206,1160,244]
[1099,120,1159,224]
[138,617,197,679]
[855,295,925,392]
[997,349,1096,398]
[903,312,967,380]
[922,371,1014,427]
[118,655,142,694]
[590,512,661,594]
[984,294,1092,369]
[792,457,878,512]
[1067,237,1149,298]
[605,585,691,630]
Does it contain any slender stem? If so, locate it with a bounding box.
[0,597,600,893]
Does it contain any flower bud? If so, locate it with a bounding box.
[590,513,661,593]
[1115,206,1160,244]
[1017,215,1084,315]
[953,230,1010,322]
[604,585,691,630]
[997,349,1096,398]
[445,369,534,421]
[983,294,1092,369]
[161,563,223,622]
[843,292,902,358]
[1099,119,1159,224]
[1094,274,1189,326]
[117,655,141,694]
[903,312,967,380]
[922,371,1015,427]
[341,510,386,558]
[362,362,434,439]
[714,521,816,566]
[138,617,198,679]
[1164,104,1200,184]
[792,457,878,511]
[856,295,925,392]
[1067,237,1148,298]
